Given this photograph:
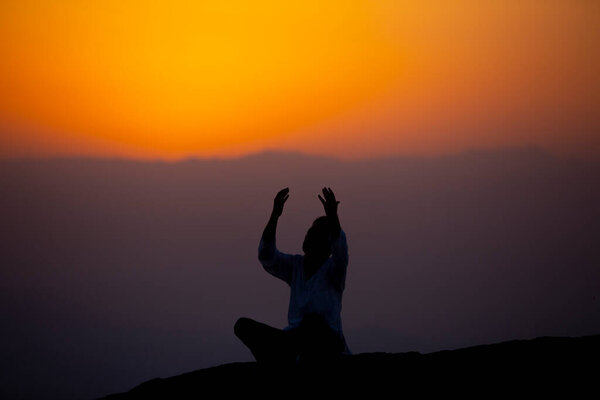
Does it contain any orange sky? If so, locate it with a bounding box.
[1,0,598,160]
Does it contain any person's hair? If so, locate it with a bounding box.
[312,216,333,239]
[313,215,330,225]
[303,216,334,256]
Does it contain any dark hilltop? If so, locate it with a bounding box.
[100,334,599,398]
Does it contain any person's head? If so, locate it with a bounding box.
[302,216,334,257]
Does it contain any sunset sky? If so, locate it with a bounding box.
[1,0,598,160]
[2,3,600,397]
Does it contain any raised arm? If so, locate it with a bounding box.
[318,186,341,239]
[261,187,287,242]
[258,188,294,285]
[319,187,349,289]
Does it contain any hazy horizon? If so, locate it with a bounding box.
[2,144,598,163]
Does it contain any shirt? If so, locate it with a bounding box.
[258,229,351,354]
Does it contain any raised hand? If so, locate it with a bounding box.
[318,187,340,218]
[272,187,289,218]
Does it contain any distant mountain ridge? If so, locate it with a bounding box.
[100,334,600,398]
[1,145,590,165]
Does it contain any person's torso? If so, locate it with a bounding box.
[287,255,343,332]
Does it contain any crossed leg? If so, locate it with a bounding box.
[234,314,344,365]
[234,317,299,366]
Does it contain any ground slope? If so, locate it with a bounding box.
[100,334,599,398]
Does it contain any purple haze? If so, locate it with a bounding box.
[1,148,599,398]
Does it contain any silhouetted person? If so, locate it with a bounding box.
[234,187,350,366]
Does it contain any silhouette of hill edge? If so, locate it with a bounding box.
[99,334,599,398]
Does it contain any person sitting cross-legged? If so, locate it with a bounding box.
[234,187,350,366]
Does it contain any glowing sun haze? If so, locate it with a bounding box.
[1,0,598,160]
